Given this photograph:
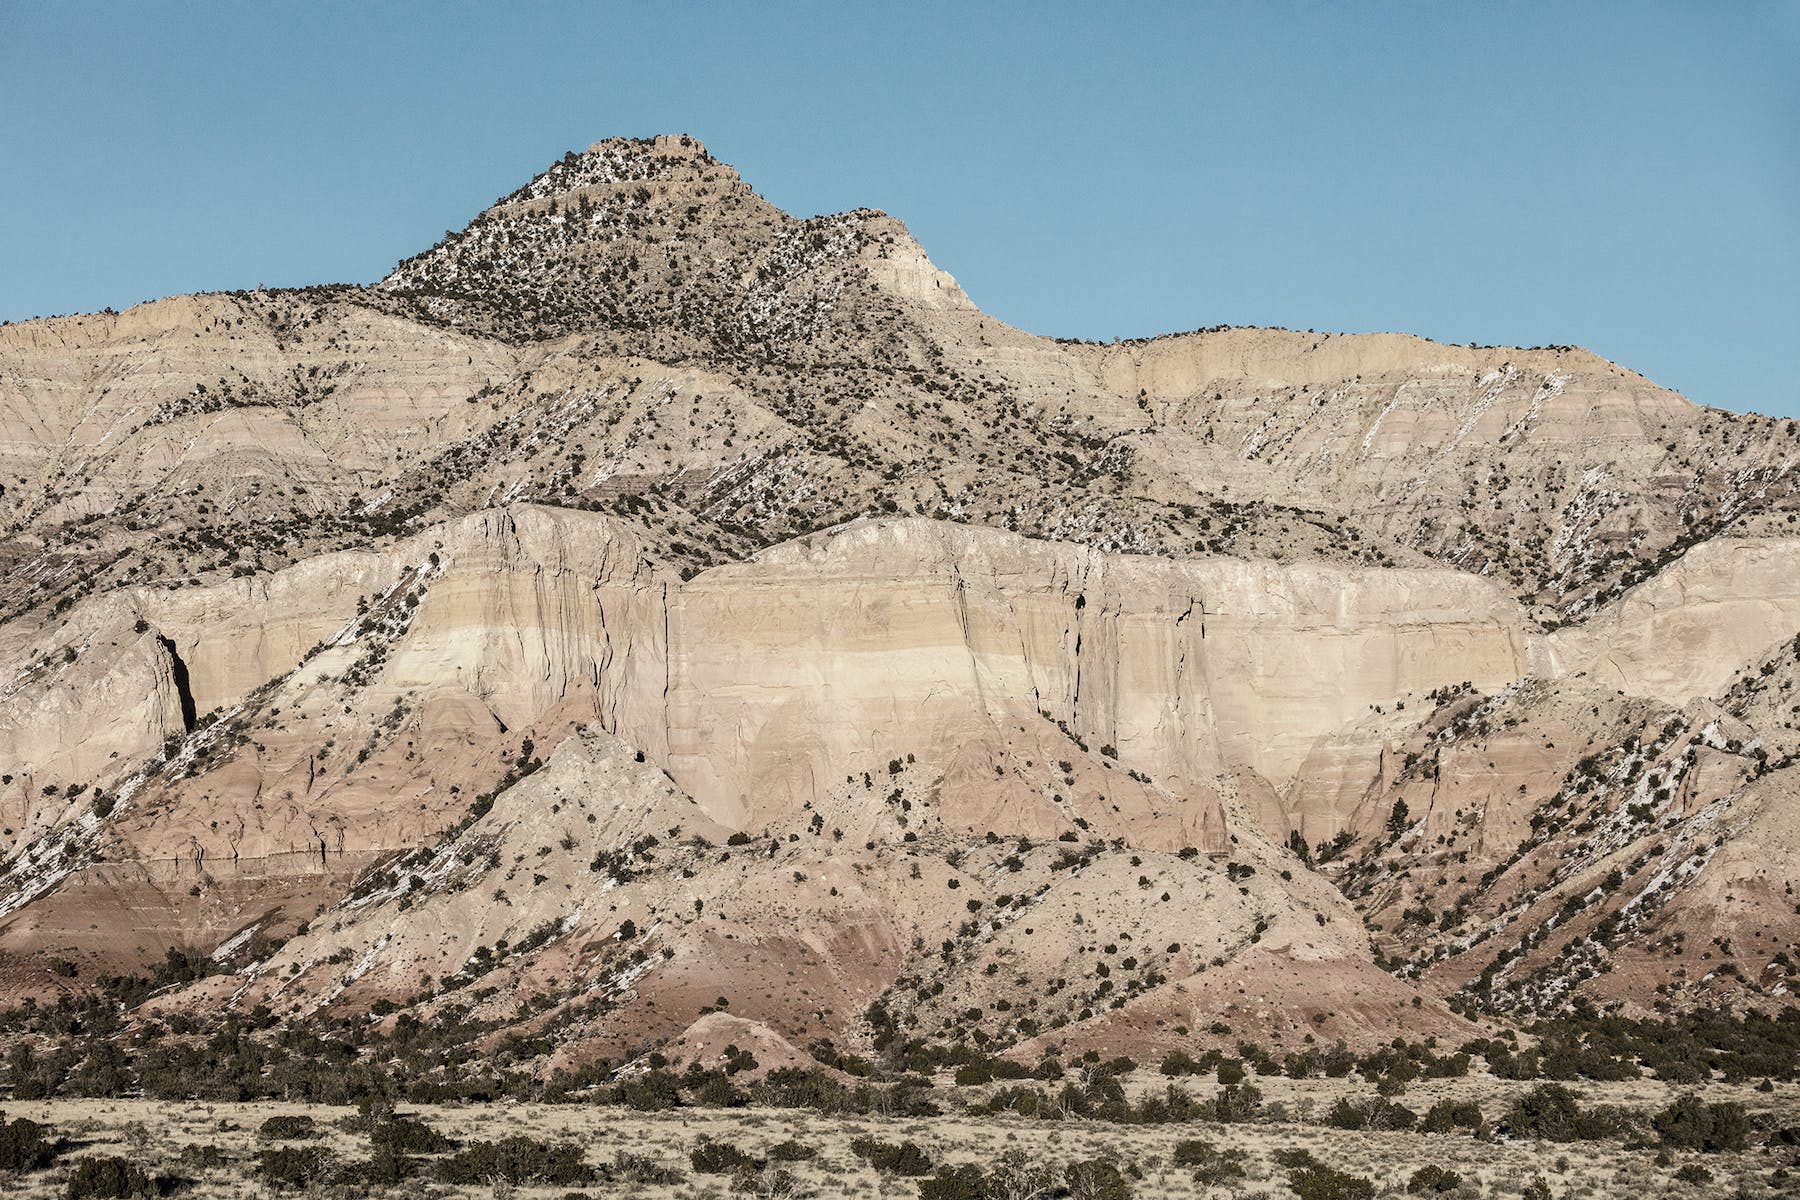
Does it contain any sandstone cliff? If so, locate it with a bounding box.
[0,134,1794,1058]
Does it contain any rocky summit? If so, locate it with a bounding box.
[1,133,1796,1077]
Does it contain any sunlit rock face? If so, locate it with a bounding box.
[0,134,1794,1055]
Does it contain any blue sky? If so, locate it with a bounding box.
[3,2,1796,415]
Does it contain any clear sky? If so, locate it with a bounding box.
[3,2,1796,415]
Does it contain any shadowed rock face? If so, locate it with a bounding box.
[0,135,1794,1057]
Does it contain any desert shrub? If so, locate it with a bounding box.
[690,1137,763,1175]
[768,1140,818,1162]
[1421,1099,1486,1134]
[342,1148,418,1186]
[62,1157,156,1200]
[1523,1010,1800,1084]
[1648,1055,1710,1085]
[692,1072,748,1107]
[0,1116,57,1171]
[733,1164,798,1195]
[369,1115,452,1154]
[1537,1034,1638,1082]
[177,1143,225,1171]
[257,1114,317,1140]
[434,1136,593,1185]
[1502,1083,1629,1142]
[953,1061,991,1086]
[911,1153,1058,1198]
[850,1135,933,1175]
[1160,1048,1216,1076]
[1171,1138,1245,1185]
[1653,1094,1749,1153]
[1208,1081,1263,1122]
[1672,1163,1712,1185]
[1487,1045,1541,1080]
[1129,1083,1203,1124]
[608,1151,685,1184]
[976,1085,1053,1118]
[380,1144,428,1184]
[614,1068,683,1111]
[917,1164,988,1200]
[745,1066,854,1112]
[1325,1095,1417,1131]
[1065,1156,1132,1200]
[1059,1074,1126,1120]
[994,1150,1059,1196]
[345,1092,396,1131]
[1407,1164,1462,1194]
[259,1146,334,1189]
[1287,1162,1377,1200]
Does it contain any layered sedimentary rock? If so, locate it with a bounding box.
[666,517,1535,821]
[0,134,1795,1054]
[2,507,1540,873]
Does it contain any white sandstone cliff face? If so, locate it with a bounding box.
[0,596,189,842]
[666,518,1535,827]
[0,536,459,841]
[14,506,1800,895]
[1555,538,1800,705]
[855,216,978,313]
[380,505,668,741]
[0,509,1540,875]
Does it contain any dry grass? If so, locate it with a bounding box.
[4,1076,1793,1199]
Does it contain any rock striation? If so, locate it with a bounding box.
[0,134,1794,1057]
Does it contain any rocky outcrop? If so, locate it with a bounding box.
[0,134,1794,1049]
[1557,538,1800,704]
[667,518,1534,825]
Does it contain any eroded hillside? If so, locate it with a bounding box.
[0,135,1794,1073]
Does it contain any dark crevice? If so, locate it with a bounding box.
[1071,594,1085,707]
[157,635,198,732]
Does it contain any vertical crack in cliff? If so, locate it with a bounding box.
[157,635,198,732]
[1176,596,1206,645]
[946,565,988,710]
[1071,591,1086,708]
[660,580,673,716]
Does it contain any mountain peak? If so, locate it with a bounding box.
[588,131,711,158]
[375,134,952,360]
[494,133,734,209]
[5,131,1800,1086]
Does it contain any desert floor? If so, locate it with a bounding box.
[8,1073,1796,1198]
